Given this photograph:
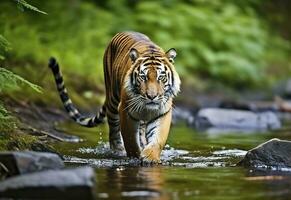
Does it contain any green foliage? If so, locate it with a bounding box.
[0,0,45,133]
[130,0,288,87]
[0,5,45,97]
[0,67,42,93]
[0,131,38,151]
[15,0,47,14]
[0,0,290,90]
[0,67,41,132]
[0,35,11,60]
[0,104,16,132]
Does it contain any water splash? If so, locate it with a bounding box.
[71,142,247,168]
[78,142,111,156]
[160,144,189,162]
[212,149,247,157]
[121,191,160,198]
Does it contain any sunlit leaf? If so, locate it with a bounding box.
[15,0,47,15]
[0,67,42,93]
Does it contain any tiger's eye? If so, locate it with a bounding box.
[158,72,166,81]
[140,74,147,80]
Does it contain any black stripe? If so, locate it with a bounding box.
[148,45,156,49]
[57,84,65,91]
[48,57,60,74]
[112,92,120,104]
[147,108,171,125]
[87,119,95,127]
[107,103,118,115]
[168,66,174,87]
[146,126,156,139]
[142,57,151,63]
[49,57,106,128]
[60,91,69,102]
[55,76,63,85]
[146,131,155,141]
[143,61,162,66]
[107,118,119,126]
[65,103,75,112]
[142,62,152,66]
[100,111,106,118]
[93,117,103,124]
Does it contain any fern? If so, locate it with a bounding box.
[15,0,47,15]
[0,67,42,93]
[0,1,45,133]
[0,35,11,60]
[0,103,16,132]
[0,35,10,51]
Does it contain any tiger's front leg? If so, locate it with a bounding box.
[119,107,142,158]
[141,109,172,162]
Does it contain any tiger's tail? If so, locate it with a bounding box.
[48,57,106,127]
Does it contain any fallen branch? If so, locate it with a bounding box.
[20,126,67,142]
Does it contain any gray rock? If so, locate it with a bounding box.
[172,106,195,125]
[238,138,291,168]
[0,151,64,177]
[0,167,96,199]
[195,108,281,130]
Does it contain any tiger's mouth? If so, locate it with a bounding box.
[146,101,159,105]
[145,100,160,109]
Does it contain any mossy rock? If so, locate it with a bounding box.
[0,132,57,154]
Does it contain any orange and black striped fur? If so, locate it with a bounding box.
[49,32,180,162]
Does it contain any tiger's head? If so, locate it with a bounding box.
[124,46,181,118]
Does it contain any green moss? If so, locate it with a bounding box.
[0,132,38,151]
[0,103,17,133]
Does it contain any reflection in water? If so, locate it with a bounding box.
[246,169,291,199]
[99,167,169,200]
[55,123,291,200]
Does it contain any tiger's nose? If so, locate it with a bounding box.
[146,92,157,100]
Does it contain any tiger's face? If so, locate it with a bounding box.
[124,47,180,117]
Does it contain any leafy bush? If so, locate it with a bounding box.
[0,0,290,90]
[0,67,41,92]
[130,1,289,87]
[0,35,11,60]
[0,104,16,132]
[0,0,44,132]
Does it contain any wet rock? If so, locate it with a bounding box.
[0,151,64,177]
[195,108,281,130]
[0,167,95,199]
[172,106,195,125]
[238,138,291,168]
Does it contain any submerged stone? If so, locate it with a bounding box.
[0,151,64,177]
[0,167,96,199]
[195,108,281,130]
[238,138,291,168]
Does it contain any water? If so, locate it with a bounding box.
[53,123,291,200]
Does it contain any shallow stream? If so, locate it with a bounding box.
[53,122,291,200]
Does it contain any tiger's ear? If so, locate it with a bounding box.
[166,48,177,63]
[129,48,139,63]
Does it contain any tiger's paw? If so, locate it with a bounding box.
[112,149,127,157]
[111,144,126,157]
[140,145,161,164]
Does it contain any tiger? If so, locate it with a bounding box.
[48,32,181,162]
